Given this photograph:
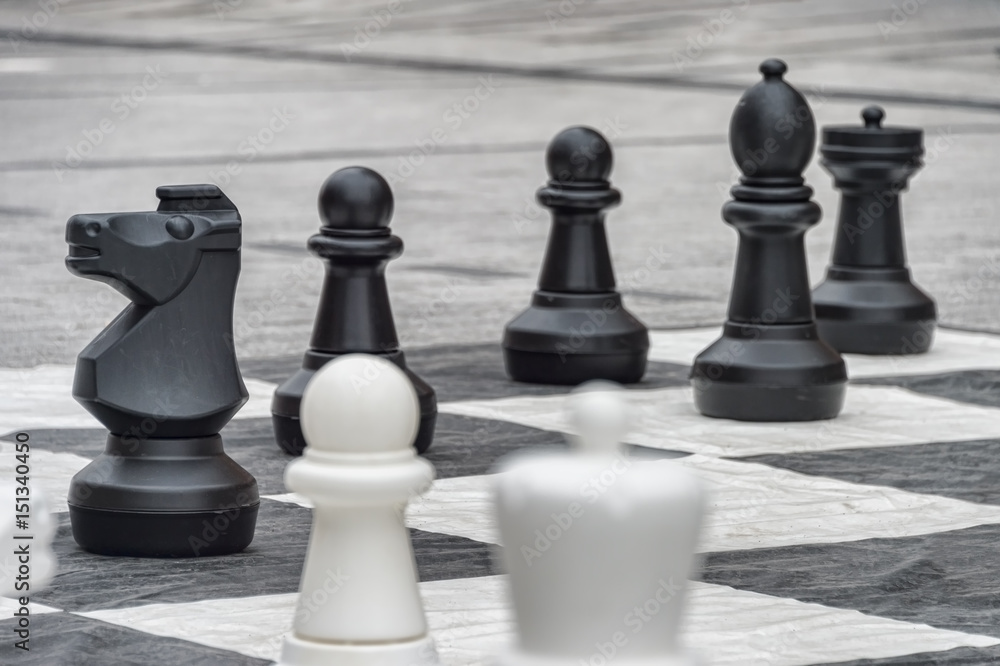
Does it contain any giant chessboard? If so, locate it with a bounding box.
[5,328,1000,665]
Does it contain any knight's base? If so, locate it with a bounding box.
[502,291,649,385]
[271,349,437,456]
[69,504,259,557]
[691,322,847,421]
[68,434,259,557]
[813,266,937,355]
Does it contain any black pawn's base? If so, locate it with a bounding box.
[691,322,847,421]
[272,350,437,456]
[502,292,649,385]
[68,435,259,558]
[813,267,937,355]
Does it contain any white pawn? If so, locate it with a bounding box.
[495,381,707,666]
[277,354,439,666]
[1,481,57,597]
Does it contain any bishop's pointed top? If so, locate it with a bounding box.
[318,166,394,230]
[729,59,815,184]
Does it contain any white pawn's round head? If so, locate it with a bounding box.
[567,380,630,455]
[300,354,420,455]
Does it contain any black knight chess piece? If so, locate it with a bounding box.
[502,126,649,385]
[65,185,259,557]
[271,167,437,456]
[691,60,847,421]
[812,105,936,354]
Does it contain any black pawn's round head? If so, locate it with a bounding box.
[729,59,816,182]
[318,166,394,230]
[545,126,614,186]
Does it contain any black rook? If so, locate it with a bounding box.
[812,105,936,354]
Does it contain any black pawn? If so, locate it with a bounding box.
[65,185,259,557]
[502,126,649,385]
[812,105,935,354]
[691,60,847,421]
[271,167,436,455]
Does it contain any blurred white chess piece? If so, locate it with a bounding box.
[495,381,707,665]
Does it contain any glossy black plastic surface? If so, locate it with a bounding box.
[271,167,437,455]
[813,105,936,354]
[691,60,847,421]
[65,185,259,556]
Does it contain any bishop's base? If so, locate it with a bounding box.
[68,434,259,557]
[277,633,438,666]
[691,322,847,421]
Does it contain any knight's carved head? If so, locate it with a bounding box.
[65,185,240,305]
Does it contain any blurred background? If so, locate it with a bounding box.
[1,0,999,367]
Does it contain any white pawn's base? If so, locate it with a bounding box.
[277,633,439,666]
[495,649,701,666]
